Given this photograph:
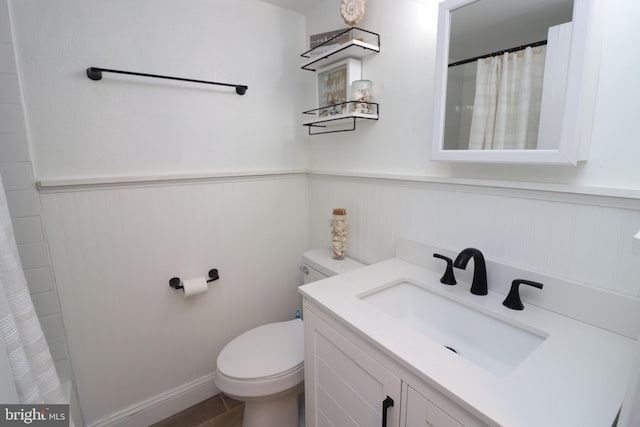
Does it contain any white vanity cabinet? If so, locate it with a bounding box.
[300,247,639,427]
[303,301,488,427]
[403,385,481,427]
[304,306,401,427]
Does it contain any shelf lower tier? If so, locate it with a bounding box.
[303,111,378,126]
[302,112,379,135]
[302,101,379,135]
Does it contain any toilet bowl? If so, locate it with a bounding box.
[214,249,364,427]
[216,319,304,427]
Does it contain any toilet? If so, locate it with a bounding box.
[214,248,364,427]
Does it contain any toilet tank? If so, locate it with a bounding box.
[302,248,364,284]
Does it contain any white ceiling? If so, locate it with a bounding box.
[257,0,574,63]
[258,0,322,14]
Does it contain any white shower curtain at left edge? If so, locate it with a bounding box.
[0,173,65,405]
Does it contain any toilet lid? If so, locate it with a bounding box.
[217,319,304,380]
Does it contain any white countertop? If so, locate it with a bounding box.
[299,257,638,427]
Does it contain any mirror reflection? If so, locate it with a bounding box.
[443,0,573,151]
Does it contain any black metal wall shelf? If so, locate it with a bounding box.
[301,27,380,72]
[300,28,381,135]
[302,101,379,135]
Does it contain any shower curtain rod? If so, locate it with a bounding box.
[86,67,248,95]
[448,39,547,68]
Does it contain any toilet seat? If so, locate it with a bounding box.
[215,319,304,398]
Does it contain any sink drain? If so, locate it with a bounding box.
[445,346,457,354]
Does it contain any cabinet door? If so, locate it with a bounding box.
[304,308,401,427]
[405,386,463,427]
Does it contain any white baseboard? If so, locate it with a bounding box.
[89,373,219,427]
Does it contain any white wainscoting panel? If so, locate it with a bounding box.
[40,175,309,426]
[309,174,640,297]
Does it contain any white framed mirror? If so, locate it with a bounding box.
[431,0,604,165]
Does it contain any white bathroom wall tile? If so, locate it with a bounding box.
[0,162,34,190]
[0,13,10,43]
[54,359,71,383]
[0,44,16,73]
[11,215,44,244]
[0,73,20,104]
[39,313,65,340]
[0,133,30,161]
[0,104,25,133]
[5,189,41,217]
[17,241,49,269]
[24,266,54,294]
[47,336,68,362]
[31,290,60,318]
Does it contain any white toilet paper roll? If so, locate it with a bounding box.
[182,276,208,297]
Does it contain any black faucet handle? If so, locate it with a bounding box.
[503,279,544,310]
[433,253,456,285]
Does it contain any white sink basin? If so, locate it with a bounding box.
[359,280,547,376]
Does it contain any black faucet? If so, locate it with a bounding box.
[453,248,488,295]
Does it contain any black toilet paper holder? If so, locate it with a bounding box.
[169,269,220,290]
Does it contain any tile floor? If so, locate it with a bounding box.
[152,393,305,427]
[150,394,243,427]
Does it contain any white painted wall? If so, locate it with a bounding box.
[305,0,640,191]
[304,0,447,176]
[10,0,308,181]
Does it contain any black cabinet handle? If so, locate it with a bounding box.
[382,395,394,427]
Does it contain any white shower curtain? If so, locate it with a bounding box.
[0,174,65,404]
[468,46,546,150]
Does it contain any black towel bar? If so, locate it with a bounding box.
[86,67,248,95]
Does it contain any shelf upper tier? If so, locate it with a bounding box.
[301,28,380,72]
